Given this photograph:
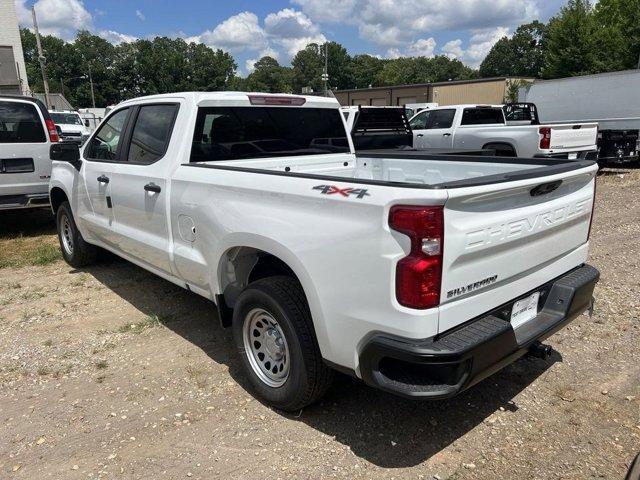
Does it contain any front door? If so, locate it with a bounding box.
[109,103,179,274]
[410,109,456,149]
[77,107,131,248]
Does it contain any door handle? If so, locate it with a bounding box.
[416,133,424,137]
[144,182,161,193]
[97,175,109,184]
[443,133,452,137]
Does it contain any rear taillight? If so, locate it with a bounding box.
[45,119,59,142]
[389,205,444,309]
[539,127,551,150]
[588,176,596,240]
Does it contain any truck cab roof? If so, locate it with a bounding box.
[115,92,340,109]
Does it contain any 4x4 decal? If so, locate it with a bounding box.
[313,185,370,199]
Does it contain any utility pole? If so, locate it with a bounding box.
[321,42,329,96]
[88,64,96,108]
[32,6,50,109]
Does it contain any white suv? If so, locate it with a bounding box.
[0,95,59,210]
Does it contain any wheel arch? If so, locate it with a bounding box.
[482,141,517,157]
[49,186,69,214]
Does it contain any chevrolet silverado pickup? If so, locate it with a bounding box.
[410,104,599,160]
[48,92,600,411]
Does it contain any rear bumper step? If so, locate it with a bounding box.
[358,264,600,399]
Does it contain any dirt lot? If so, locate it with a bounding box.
[1,171,639,480]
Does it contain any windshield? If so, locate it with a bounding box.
[50,112,83,125]
[190,107,350,162]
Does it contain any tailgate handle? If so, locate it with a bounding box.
[530,180,562,197]
[572,125,582,129]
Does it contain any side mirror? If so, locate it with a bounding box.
[50,142,81,171]
[55,125,62,135]
[84,119,90,128]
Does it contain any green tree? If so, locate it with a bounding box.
[245,56,293,93]
[542,0,625,78]
[594,0,640,69]
[376,56,475,86]
[480,21,548,77]
[291,41,353,93]
[350,54,388,88]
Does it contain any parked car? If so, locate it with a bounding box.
[49,110,92,145]
[409,104,599,159]
[341,105,492,156]
[0,95,58,210]
[49,92,600,411]
[519,70,640,166]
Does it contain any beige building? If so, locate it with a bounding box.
[334,77,533,107]
[0,0,29,94]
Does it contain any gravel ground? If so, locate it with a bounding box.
[0,170,639,479]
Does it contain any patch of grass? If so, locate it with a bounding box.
[37,366,50,376]
[70,273,89,287]
[8,282,22,289]
[116,314,170,334]
[95,375,106,383]
[42,339,53,347]
[29,244,62,266]
[95,360,108,370]
[0,234,61,269]
[20,290,45,301]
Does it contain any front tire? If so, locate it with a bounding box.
[232,276,333,411]
[56,201,98,268]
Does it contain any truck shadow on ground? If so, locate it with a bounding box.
[84,257,560,469]
[0,208,55,238]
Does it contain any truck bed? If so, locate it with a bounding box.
[203,151,594,189]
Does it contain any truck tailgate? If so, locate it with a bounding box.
[439,165,596,333]
[548,123,598,150]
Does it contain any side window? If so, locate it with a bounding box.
[126,104,179,164]
[85,108,130,161]
[427,109,455,129]
[0,101,46,143]
[461,108,505,125]
[409,110,431,130]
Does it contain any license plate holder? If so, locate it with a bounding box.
[510,292,540,329]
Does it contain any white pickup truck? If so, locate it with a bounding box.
[410,104,599,160]
[49,92,600,410]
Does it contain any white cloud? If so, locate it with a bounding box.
[441,27,510,67]
[195,11,268,53]
[98,30,138,44]
[15,0,93,40]
[442,39,464,60]
[386,37,436,59]
[135,9,145,21]
[291,0,359,24]
[264,8,319,38]
[294,0,537,52]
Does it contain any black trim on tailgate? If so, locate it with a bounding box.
[182,154,596,190]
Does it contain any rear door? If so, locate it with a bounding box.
[0,99,50,199]
[438,164,597,333]
[109,103,179,274]
[410,109,456,148]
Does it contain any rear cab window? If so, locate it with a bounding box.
[461,108,505,125]
[190,107,350,163]
[0,100,46,143]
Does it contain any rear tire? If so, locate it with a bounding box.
[56,201,98,268]
[232,276,333,411]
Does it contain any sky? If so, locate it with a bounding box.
[14,0,568,75]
